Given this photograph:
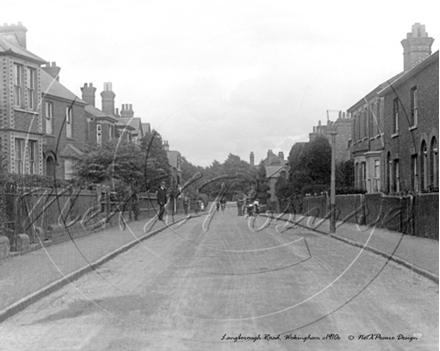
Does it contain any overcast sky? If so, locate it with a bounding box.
[3,0,439,167]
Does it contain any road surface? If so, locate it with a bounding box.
[0,205,438,350]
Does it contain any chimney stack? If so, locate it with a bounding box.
[101,82,115,115]
[42,62,61,81]
[81,83,96,106]
[121,104,134,118]
[0,22,27,48]
[401,23,434,71]
[163,140,170,152]
[278,151,284,161]
[250,152,255,166]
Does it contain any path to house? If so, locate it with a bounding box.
[0,204,438,350]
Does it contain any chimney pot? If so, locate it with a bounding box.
[81,82,97,107]
[101,84,116,115]
[42,61,61,81]
[401,23,434,71]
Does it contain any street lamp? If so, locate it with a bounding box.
[330,128,337,233]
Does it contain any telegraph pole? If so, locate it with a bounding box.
[330,128,337,233]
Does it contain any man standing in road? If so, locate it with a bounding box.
[157,181,167,221]
[183,196,189,215]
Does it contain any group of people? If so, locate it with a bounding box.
[156,181,204,220]
[236,197,260,217]
[216,198,227,212]
[157,182,261,220]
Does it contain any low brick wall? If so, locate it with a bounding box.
[415,193,439,239]
[299,193,438,239]
[0,236,10,260]
[335,194,364,224]
[304,195,327,218]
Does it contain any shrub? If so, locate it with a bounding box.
[5,174,74,189]
[335,187,367,195]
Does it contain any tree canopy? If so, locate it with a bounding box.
[285,135,331,196]
[74,131,171,193]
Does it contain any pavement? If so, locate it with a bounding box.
[0,212,190,323]
[268,212,439,284]
[0,207,438,324]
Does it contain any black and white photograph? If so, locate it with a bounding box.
[0,1,439,350]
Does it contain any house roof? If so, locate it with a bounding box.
[85,105,119,123]
[41,70,86,104]
[142,123,151,135]
[378,50,439,96]
[115,121,135,131]
[265,165,286,178]
[0,36,45,63]
[59,143,83,158]
[347,71,405,111]
[118,117,143,136]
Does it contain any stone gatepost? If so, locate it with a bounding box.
[0,236,10,260]
[16,234,30,253]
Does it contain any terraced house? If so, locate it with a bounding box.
[349,23,438,194]
[380,50,438,194]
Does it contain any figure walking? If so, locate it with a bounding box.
[157,181,167,221]
[183,196,189,215]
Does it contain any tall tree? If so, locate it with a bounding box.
[284,135,332,196]
[222,154,254,200]
[304,136,331,185]
[180,156,204,199]
[74,140,144,190]
[140,130,171,191]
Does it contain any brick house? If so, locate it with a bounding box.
[348,76,404,193]
[0,22,46,175]
[309,112,352,163]
[348,23,436,194]
[249,150,288,211]
[118,104,144,144]
[41,63,87,179]
[80,83,118,146]
[379,50,439,194]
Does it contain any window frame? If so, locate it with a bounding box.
[392,98,399,135]
[66,106,73,138]
[29,140,37,174]
[13,63,23,107]
[394,159,400,193]
[411,154,418,193]
[45,101,53,135]
[26,67,36,110]
[431,137,438,189]
[64,159,75,180]
[15,138,25,174]
[96,123,102,146]
[410,86,418,127]
[421,141,428,191]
